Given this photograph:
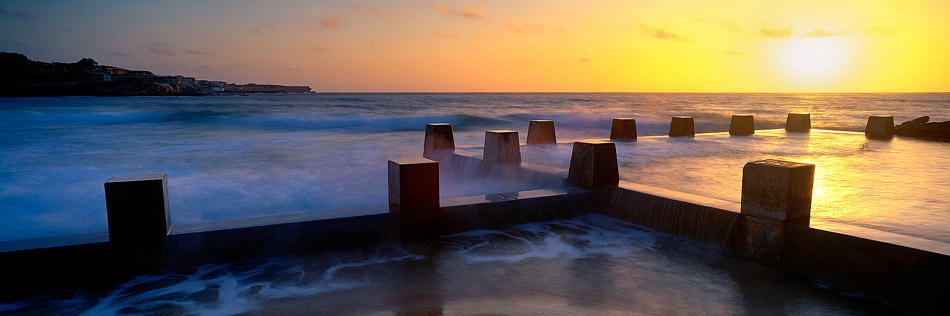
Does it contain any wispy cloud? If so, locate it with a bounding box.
[865,26,896,36]
[0,5,33,21]
[758,28,792,39]
[508,21,544,34]
[804,28,851,37]
[461,5,487,19]
[320,16,343,29]
[107,51,133,58]
[578,58,592,63]
[147,47,176,56]
[350,1,405,16]
[250,28,264,34]
[185,49,211,56]
[725,51,744,56]
[723,22,741,32]
[285,67,301,72]
[312,46,332,52]
[153,41,170,47]
[432,30,457,38]
[639,24,690,42]
[431,2,487,20]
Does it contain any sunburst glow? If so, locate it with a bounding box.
[778,38,849,83]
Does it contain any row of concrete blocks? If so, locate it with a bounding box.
[425,114,897,152]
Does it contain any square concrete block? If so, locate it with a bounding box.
[423,123,455,159]
[388,158,440,217]
[865,115,895,138]
[104,174,170,245]
[609,118,638,140]
[483,130,521,164]
[729,115,755,136]
[568,141,619,189]
[526,120,557,144]
[785,113,811,132]
[733,215,786,260]
[669,116,695,137]
[741,159,815,225]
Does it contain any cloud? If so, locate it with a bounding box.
[250,28,264,34]
[431,2,456,16]
[758,28,792,38]
[107,51,133,58]
[462,5,488,19]
[431,2,487,20]
[147,47,176,56]
[312,46,331,52]
[185,49,211,56]
[153,41,170,47]
[0,6,33,21]
[639,24,690,42]
[725,51,744,56]
[508,21,544,34]
[432,30,457,38]
[723,22,741,32]
[350,1,405,16]
[284,67,300,72]
[865,26,896,36]
[804,28,851,37]
[320,16,342,29]
[578,58,591,63]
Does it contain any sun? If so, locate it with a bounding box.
[778,37,849,83]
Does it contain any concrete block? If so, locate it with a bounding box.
[609,118,638,140]
[729,114,755,136]
[526,120,557,144]
[669,116,695,137]
[423,123,455,159]
[104,174,170,245]
[568,141,619,189]
[741,159,815,225]
[733,215,786,260]
[865,115,895,139]
[785,113,811,132]
[388,159,440,218]
[483,130,521,164]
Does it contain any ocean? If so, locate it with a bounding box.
[1,93,948,243]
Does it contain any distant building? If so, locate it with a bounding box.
[103,74,112,82]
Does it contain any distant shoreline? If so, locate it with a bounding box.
[0,52,312,97]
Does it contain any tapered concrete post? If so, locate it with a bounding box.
[785,113,811,132]
[104,174,170,246]
[609,118,638,140]
[483,130,521,164]
[669,116,695,137]
[567,141,619,189]
[729,115,755,136]
[735,159,815,260]
[388,159,440,219]
[526,120,557,144]
[866,115,895,139]
[423,123,455,159]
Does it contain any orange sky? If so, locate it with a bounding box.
[1,0,947,92]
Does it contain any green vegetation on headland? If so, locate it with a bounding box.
[0,52,312,96]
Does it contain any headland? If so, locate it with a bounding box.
[0,52,312,97]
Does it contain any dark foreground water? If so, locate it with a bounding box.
[0,215,890,315]
[1,93,947,242]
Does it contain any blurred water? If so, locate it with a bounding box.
[0,93,947,241]
[0,215,887,315]
[520,130,950,243]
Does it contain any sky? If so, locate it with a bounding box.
[0,0,947,92]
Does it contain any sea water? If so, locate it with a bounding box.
[1,93,948,242]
